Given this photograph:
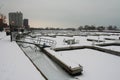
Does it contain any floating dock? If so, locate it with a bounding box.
[42,48,83,76]
[54,45,120,56]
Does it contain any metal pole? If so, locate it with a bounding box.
[10,25,12,42]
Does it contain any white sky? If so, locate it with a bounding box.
[0,0,120,28]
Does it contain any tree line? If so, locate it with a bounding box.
[78,25,118,31]
[0,13,8,31]
[30,25,119,31]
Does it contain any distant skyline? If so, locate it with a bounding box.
[0,0,120,28]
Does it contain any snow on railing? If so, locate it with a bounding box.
[23,37,56,48]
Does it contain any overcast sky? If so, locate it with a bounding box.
[0,0,120,28]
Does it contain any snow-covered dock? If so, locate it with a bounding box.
[0,32,45,80]
[54,45,120,56]
[56,48,120,80]
[44,48,83,75]
[18,30,120,80]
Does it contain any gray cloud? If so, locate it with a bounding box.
[1,0,120,28]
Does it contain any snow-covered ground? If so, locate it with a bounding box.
[1,30,120,80]
[0,32,45,80]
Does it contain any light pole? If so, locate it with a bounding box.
[10,21,14,42]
